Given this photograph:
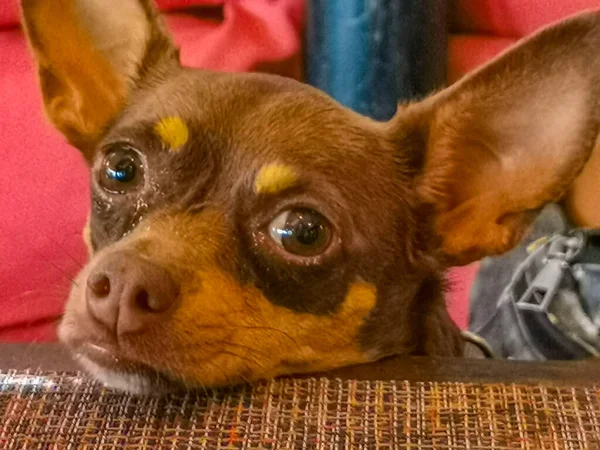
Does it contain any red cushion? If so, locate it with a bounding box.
[0,0,227,28]
[156,0,222,10]
[172,2,301,70]
[454,0,600,37]
[0,1,19,28]
[0,2,303,342]
[448,35,516,83]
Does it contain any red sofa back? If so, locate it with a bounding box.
[449,0,600,82]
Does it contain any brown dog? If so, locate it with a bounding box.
[21,0,599,393]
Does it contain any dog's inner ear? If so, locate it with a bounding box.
[401,12,600,265]
[21,0,179,157]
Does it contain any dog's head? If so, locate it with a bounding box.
[22,0,599,393]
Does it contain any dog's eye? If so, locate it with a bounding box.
[99,145,144,193]
[268,208,332,257]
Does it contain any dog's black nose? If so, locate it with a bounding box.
[85,253,179,335]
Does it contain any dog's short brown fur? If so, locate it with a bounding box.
[21,0,600,393]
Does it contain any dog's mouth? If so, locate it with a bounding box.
[71,342,187,395]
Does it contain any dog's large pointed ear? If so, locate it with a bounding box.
[21,0,179,157]
[395,11,600,265]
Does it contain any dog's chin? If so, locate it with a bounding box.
[70,343,184,396]
[75,354,160,395]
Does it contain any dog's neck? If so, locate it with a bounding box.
[361,270,464,360]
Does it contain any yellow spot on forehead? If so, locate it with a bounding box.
[254,164,298,194]
[154,117,189,151]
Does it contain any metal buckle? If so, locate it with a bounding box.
[515,233,596,359]
[517,235,583,314]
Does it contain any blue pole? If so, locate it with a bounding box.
[306,0,447,121]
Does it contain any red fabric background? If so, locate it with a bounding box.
[449,0,600,83]
[453,0,600,37]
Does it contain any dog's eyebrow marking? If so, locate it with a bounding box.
[254,164,298,194]
[154,117,189,151]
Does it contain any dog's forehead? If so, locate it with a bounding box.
[120,70,319,131]
[114,69,383,164]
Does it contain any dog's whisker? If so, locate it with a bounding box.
[240,326,300,349]
[32,249,80,288]
[45,234,86,269]
[5,289,47,302]
[193,378,210,397]
[7,279,71,304]
[233,362,253,385]
[217,350,264,369]
[203,359,232,386]
[195,324,300,349]
[215,340,270,359]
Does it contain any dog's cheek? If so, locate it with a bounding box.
[129,271,379,386]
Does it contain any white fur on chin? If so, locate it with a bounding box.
[75,354,155,396]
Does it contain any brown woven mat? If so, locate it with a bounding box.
[1,370,600,449]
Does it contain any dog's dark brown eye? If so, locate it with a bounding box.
[269,208,332,257]
[99,145,144,194]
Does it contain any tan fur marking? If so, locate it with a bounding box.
[254,164,298,194]
[148,275,377,385]
[154,117,189,151]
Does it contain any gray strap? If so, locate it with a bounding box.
[462,331,496,359]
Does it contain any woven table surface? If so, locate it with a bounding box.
[1,370,600,449]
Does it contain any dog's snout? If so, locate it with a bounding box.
[85,253,179,335]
